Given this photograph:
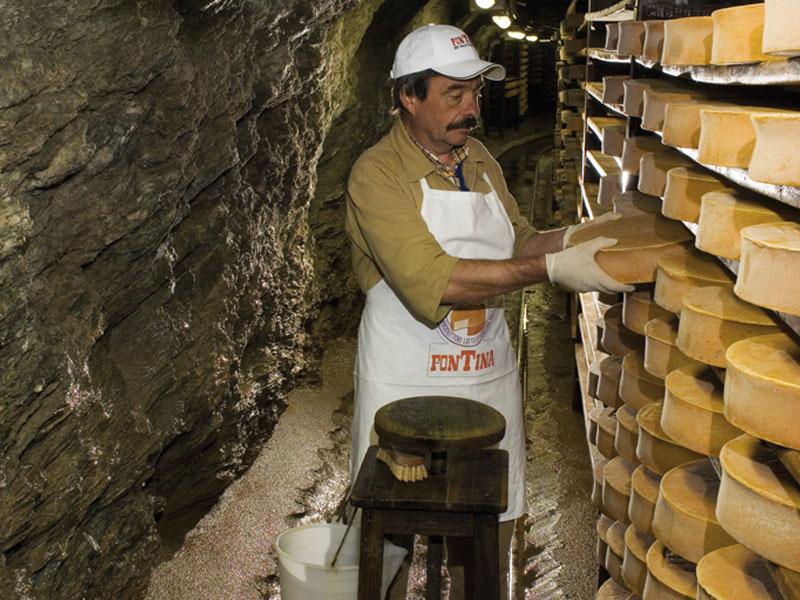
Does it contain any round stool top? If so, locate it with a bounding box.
[374,396,506,453]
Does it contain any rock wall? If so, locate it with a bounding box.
[0,0,478,598]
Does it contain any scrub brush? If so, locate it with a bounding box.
[376,447,428,482]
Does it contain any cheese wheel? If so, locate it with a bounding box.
[594,443,612,510]
[620,350,666,411]
[735,221,800,316]
[662,100,736,149]
[615,403,641,465]
[642,88,708,133]
[676,285,779,368]
[711,4,776,65]
[603,75,633,105]
[622,79,680,118]
[653,248,732,314]
[663,362,744,457]
[642,20,666,63]
[636,402,705,475]
[598,408,620,460]
[662,16,714,66]
[602,303,646,357]
[724,332,800,451]
[637,151,693,198]
[613,190,663,217]
[599,173,624,207]
[652,459,737,563]
[763,0,800,56]
[589,404,604,442]
[643,315,702,380]
[643,540,697,599]
[622,523,655,596]
[766,560,800,600]
[598,513,615,564]
[622,136,666,175]
[716,434,800,571]
[606,21,621,51]
[695,189,786,260]
[618,21,646,57]
[564,113,584,132]
[604,455,637,523]
[749,111,800,186]
[697,544,786,600]
[566,213,694,284]
[623,290,673,336]
[559,88,585,108]
[661,166,728,223]
[597,354,625,409]
[697,106,787,169]
[607,519,629,587]
[597,577,633,600]
[629,464,662,537]
[602,124,628,158]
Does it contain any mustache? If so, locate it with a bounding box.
[446,116,478,131]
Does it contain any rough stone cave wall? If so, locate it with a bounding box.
[0,0,474,598]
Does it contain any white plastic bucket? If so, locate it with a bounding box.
[275,522,407,599]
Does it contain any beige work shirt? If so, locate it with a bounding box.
[345,120,536,325]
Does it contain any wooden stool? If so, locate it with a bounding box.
[350,445,508,600]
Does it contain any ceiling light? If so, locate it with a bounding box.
[525,34,539,42]
[492,15,512,29]
[507,30,526,39]
[475,0,497,8]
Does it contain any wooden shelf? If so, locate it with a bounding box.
[635,56,800,86]
[587,149,622,178]
[586,115,627,140]
[585,0,635,22]
[587,47,633,64]
[584,81,628,116]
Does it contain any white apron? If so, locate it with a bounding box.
[350,173,526,521]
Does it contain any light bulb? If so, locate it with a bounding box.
[507,30,526,39]
[492,15,511,29]
[475,0,496,8]
[525,34,539,42]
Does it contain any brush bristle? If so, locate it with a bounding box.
[377,447,428,482]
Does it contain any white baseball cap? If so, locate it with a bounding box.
[390,24,506,81]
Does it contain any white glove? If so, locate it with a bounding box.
[562,212,623,249]
[546,236,635,294]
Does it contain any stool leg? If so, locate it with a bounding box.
[472,514,499,600]
[426,535,443,600]
[358,508,384,600]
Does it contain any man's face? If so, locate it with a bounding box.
[402,74,484,157]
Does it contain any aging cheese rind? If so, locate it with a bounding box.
[711,4,776,65]
[599,174,625,207]
[643,315,701,380]
[676,285,779,368]
[622,523,655,597]
[607,519,629,587]
[662,100,736,149]
[763,0,800,56]
[697,106,786,169]
[615,403,641,465]
[716,434,800,572]
[662,16,714,66]
[598,408,620,460]
[637,151,693,198]
[696,544,786,600]
[629,464,662,537]
[622,136,666,175]
[642,20,666,63]
[623,290,673,336]
[643,540,697,599]
[735,221,800,316]
[724,332,800,451]
[748,111,800,185]
[621,350,666,411]
[653,248,732,314]
[636,402,705,475]
[642,88,707,133]
[597,577,633,600]
[663,362,743,457]
[618,21,646,57]
[623,79,679,118]
[604,455,637,523]
[597,354,625,409]
[613,190,663,217]
[602,303,646,357]
[661,166,727,223]
[603,75,633,105]
[695,189,785,260]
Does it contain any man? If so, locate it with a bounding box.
[345,23,632,599]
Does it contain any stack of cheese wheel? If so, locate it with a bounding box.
[695,189,786,260]
[599,174,624,207]
[642,20,665,63]
[615,403,641,465]
[662,362,744,457]
[603,75,633,105]
[661,166,728,223]
[565,213,694,284]
[697,106,789,169]
[662,16,714,66]
[604,455,637,523]
[748,110,800,186]
[605,22,621,51]
[617,21,646,57]
[622,523,655,596]
[622,136,666,175]
[735,222,800,316]
[629,464,662,537]
[596,577,633,600]
[636,402,705,475]
[716,434,800,572]
[613,190,662,217]
[638,151,693,198]
[643,540,698,599]
[763,0,800,56]
[651,459,737,564]
[676,285,779,368]
[607,519,629,587]
[643,315,701,380]
[623,289,673,336]
[602,303,646,357]
[598,514,615,566]
[724,332,800,452]
[653,248,733,314]
[597,407,620,460]
[597,354,625,409]
[696,544,787,600]
[622,79,676,118]
[662,100,735,149]
[589,404,605,444]
[593,445,612,510]
[597,118,628,157]
[620,350,666,411]
[642,88,709,133]
[710,3,775,65]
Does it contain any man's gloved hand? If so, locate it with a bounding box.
[546,236,636,294]
[562,212,623,249]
